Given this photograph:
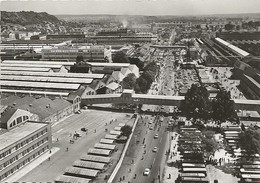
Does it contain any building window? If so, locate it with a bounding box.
[17,117,22,124]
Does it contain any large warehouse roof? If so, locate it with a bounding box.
[215,37,250,57]
[0,80,80,90]
[3,60,75,66]
[1,75,93,84]
[1,67,52,72]
[1,63,64,69]
[0,89,69,97]
[1,71,104,79]
[80,154,111,163]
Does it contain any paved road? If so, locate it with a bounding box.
[133,117,169,183]
[114,48,178,183]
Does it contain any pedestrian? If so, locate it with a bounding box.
[56,138,59,142]
[66,147,68,151]
[49,150,52,154]
[48,157,50,161]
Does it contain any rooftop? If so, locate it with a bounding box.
[1,63,64,69]
[1,67,52,72]
[2,60,75,66]
[1,71,104,79]
[0,80,80,90]
[215,37,250,57]
[87,62,130,67]
[1,75,93,85]
[0,89,69,97]
[0,121,48,150]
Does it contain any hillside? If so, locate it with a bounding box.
[1,11,60,25]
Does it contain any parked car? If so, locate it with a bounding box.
[81,128,87,132]
[143,168,150,176]
[154,134,159,139]
[152,147,158,152]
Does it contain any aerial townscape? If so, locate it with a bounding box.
[0,1,260,183]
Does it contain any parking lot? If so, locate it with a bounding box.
[18,109,135,182]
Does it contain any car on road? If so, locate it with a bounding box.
[143,168,150,176]
[152,147,158,152]
[149,126,154,130]
[149,121,153,124]
[74,132,82,137]
[81,128,87,132]
[154,134,159,139]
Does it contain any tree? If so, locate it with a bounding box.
[122,73,137,90]
[224,23,235,31]
[129,57,144,70]
[135,77,149,94]
[112,51,129,63]
[212,89,236,123]
[180,84,211,120]
[76,55,84,63]
[121,125,132,137]
[239,127,260,157]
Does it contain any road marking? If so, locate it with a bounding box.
[56,129,63,133]
[160,137,162,143]
[153,158,156,165]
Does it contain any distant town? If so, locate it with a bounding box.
[0,10,260,183]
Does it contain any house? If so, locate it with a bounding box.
[0,105,34,130]
[106,82,122,94]
[82,80,100,96]
[112,71,125,83]
[128,64,139,78]
[120,68,132,77]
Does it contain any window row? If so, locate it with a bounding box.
[0,128,48,160]
[9,116,29,128]
[0,137,48,170]
[0,145,49,181]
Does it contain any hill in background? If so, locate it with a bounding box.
[1,11,60,25]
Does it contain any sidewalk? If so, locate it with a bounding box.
[4,147,60,182]
[163,131,180,183]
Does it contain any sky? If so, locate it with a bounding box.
[1,0,260,16]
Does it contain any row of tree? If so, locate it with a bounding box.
[224,21,260,30]
[180,84,237,123]
[239,126,260,156]
[121,62,159,94]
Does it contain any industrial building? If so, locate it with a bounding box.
[41,45,112,62]
[0,120,52,182]
[0,96,75,122]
